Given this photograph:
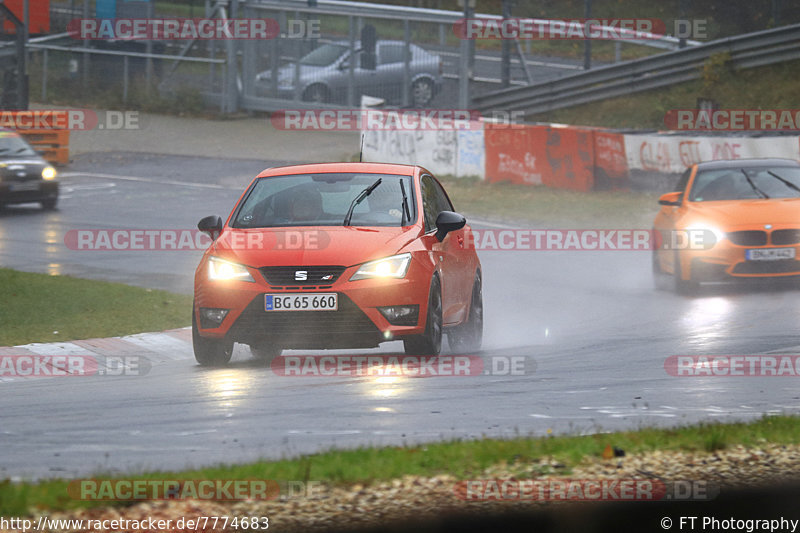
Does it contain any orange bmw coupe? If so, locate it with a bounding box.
[653,158,800,293]
[192,162,482,365]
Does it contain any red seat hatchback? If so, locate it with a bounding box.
[192,162,483,366]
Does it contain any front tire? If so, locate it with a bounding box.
[652,250,671,291]
[411,78,434,107]
[448,274,483,353]
[41,197,58,210]
[404,275,442,355]
[673,250,698,295]
[192,307,233,366]
[302,84,329,104]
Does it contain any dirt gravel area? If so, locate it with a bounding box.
[7,443,800,533]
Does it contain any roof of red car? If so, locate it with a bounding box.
[256,162,419,178]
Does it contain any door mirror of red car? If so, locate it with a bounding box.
[658,192,683,206]
[198,215,223,239]
[435,211,466,242]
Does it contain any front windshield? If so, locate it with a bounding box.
[232,173,416,228]
[299,44,348,66]
[688,166,800,201]
[0,131,36,157]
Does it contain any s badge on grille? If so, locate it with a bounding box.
[295,270,308,281]
[765,224,773,229]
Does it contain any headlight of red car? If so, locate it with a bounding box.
[350,253,411,281]
[207,256,255,282]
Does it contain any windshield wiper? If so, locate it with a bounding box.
[344,178,382,226]
[740,168,769,199]
[765,170,800,196]
[399,179,411,226]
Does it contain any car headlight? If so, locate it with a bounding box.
[42,166,56,180]
[685,223,725,249]
[207,256,254,282]
[350,253,411,281]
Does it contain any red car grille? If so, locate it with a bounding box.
[260,266,347,286]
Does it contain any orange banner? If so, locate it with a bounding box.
[485,124,629,191]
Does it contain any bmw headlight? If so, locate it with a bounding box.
[42,166,57,180]
[207,256,254,282]
[350,253,411,281]
[685,223,725,249]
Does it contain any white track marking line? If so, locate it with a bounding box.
[60,171,241,190]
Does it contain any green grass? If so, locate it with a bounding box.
[438,176,660,228]
[531,58,800,129]
[0,268,192,346]
[2,415,799,516]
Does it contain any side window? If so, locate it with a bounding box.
[379,44,405,65]
[421,174,454,232]
[432,178,454,212]
[420,175,439,232]
[674,168,692,192]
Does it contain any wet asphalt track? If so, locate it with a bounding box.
[2,152,800,480]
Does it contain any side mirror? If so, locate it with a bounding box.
[658,191,683,206]
[435,211,466,242]
[198,215,223,239]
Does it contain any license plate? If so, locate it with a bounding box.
[9,182,40,192]
[265,293,338,311]
[746,248,796,261]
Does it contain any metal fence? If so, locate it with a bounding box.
[473,23,800,116]
[21,0,712,114]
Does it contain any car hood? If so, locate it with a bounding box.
[213,225,421,268]
[684,198,800,228]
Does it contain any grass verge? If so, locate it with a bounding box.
[2,415,799,516]
[531,58,800,130]
[0,268,193,346]
[438,176,660,228]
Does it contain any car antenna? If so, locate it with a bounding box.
[359,133,364,162]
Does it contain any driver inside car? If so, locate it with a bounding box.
[284,186,324,223]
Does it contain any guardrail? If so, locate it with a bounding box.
[473,24,800,115]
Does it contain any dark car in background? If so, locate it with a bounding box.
[0,130,58,210]
[255,40,443,107]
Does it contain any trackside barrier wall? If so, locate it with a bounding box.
[361,112,485,178]
[360,119,800,191]
[623,133,800,191]
[7,110,71,165]
[17,129,70,165]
